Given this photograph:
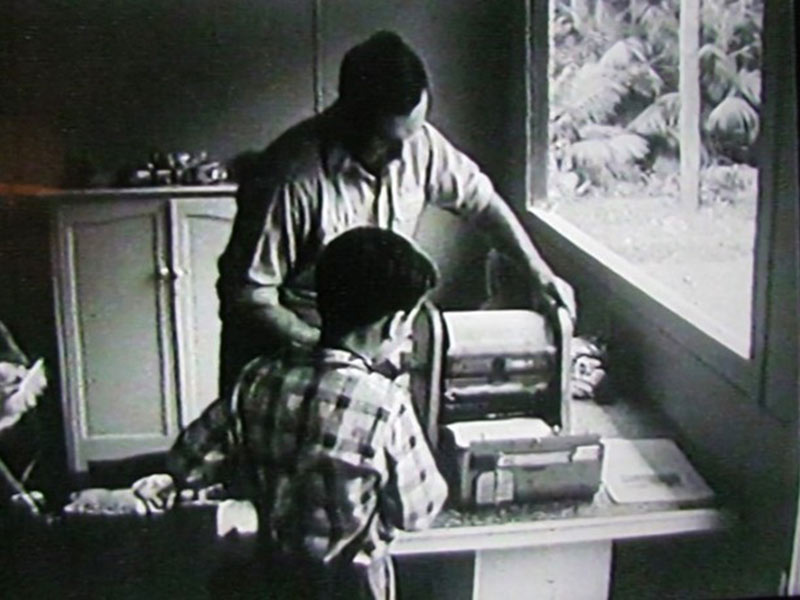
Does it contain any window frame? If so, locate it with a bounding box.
[524,0,795,418]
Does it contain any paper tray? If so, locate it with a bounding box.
[439,421,603,507]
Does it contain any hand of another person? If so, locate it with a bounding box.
[0,360,46,432]
[131,473,177,513]
[542,275,577,324]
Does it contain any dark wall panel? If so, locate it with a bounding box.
[319,0,526,200]
[0,1,315,185]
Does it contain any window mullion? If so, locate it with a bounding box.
[527,0,549,206]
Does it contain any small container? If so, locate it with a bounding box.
[438,420,603,508]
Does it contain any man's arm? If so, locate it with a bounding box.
[221,178,321,348]
[476,194,577,320]
[477,194,555,285]
[423,124,576,320]
[236,292,321,349]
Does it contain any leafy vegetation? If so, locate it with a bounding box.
[549,0,763,203]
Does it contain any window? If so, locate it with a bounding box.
[529,0,764,355]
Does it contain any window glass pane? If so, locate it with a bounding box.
[546,0,763,344]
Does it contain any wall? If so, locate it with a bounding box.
[0,0,527,307]
[0,1,315,186]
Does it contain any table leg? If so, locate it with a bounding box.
[472,540,612,600]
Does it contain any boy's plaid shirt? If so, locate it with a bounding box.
[167,347,447,565]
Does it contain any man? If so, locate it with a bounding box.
[217,30,575,398]
[138,228,448,599]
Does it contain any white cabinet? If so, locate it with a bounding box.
[51,188,236,471]
[170,198,237,426]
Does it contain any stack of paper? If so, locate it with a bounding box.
[444,418,553,447]
[602,438,714,504]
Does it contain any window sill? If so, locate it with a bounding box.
[526,207,756,396]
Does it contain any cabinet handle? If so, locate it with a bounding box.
[156,266,188,280]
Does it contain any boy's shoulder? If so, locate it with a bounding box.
[239,349,411,417]
[322,358,410,416]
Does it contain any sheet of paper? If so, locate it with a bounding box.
[602,438,714,504]
[444,418,553,447]
[217,499,259,537]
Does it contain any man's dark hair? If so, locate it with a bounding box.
[338,31,429,120]
[316,227,438,335]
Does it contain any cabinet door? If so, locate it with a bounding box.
[170,197,236,425]
[56,199,180,471]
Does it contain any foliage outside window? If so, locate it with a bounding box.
[544,0,762,345]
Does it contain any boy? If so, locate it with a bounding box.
[137,227,448,599]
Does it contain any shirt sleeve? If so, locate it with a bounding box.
[423,123,498,217]
[381,391,448,531]
[166,355,274,491]
[223,177,316,311]
[166,396,237,490]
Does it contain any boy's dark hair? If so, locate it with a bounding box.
[316,227,438,335]
[338,31,429,120]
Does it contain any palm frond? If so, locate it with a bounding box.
[698,43,729,64]
[627,92,680,137]
[566,133,649,180]
[634,2,678,57]
[556,62,629,124]
[737,69,761,107]
[627,64,664,99]
[598,38,663,99]
[699,43,739,104]
[634,0,678,31]
[599,38,648,70]
[550,62,581,108]
[550,112,580,145]
[578,123,628,140]
[705,96,760,146]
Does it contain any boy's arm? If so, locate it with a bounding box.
[133,396,236,511]
[382,392,448,531]
[166,395,238,491]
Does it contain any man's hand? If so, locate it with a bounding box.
[543,275,577,324]
[250,303,321,350]
[478,196,577,323]
[132,473,177,513]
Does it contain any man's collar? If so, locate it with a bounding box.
[323,137,359,178]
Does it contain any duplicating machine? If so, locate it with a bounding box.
[406,303,603,508]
